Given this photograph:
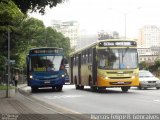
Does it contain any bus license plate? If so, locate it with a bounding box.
[44,81,50,84]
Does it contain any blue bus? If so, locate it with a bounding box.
[26,47,67,92]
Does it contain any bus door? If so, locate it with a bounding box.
[70,57,74,84]
[78,54,81,85]
[92,48,97,85]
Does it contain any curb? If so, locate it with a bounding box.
[18,86,90,120]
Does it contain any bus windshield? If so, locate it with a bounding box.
[30,56,63,72]
[97,48,138,70]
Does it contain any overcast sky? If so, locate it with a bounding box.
[29,0,160,38]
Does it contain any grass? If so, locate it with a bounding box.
[0,85,14,90]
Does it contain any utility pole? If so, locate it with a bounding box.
[124,13,127,39]
[6,29,10,98]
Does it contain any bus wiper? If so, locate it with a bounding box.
[122,47,129,58]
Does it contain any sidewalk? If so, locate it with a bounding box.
[0,84,66,120]
[0,84,88,120]
[0,84,42,116]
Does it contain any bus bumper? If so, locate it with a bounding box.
[97,76,139,87]
[28,78,65,88]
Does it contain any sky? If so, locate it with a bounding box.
[29,0,160,38]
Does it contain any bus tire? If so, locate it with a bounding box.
[75,76,80,89]
[156,87,160,89]
[52,86,55,91]
[79,85,84,90]
[138,86,142,90]
[88,75,92,86]
[31,87,38,93]
[56,86,63,92]
[76,85,80,89]
[121,86,130,92]
[91,86,97,92]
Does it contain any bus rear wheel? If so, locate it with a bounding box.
[91,86,97,92]
[75,85,84,90]
[121,86,130,92]
[75,85,80,89]
[79,85,84,90]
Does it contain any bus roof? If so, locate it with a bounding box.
[70,39,137,56]
[29,47,63,51]
[29,47,63,55]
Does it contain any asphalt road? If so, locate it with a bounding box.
[21,85,160,114]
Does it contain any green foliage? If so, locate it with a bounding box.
[0,0,24,31]
[12,0,65,14]
[43,27,70,57]
[155,60,160,67]
[148,64,157,73]
[0,0,24,72]
[0,0,70,74]
[9,17,71,69]
[147,59,160,76]
[0,55,7,71]
[139,61,148,70]
[0,85,14,90]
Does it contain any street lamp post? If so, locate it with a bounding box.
[108,7,141,39]
[124,13,127,39]
[6,28,10,98]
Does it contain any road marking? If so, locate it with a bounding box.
[153,99,160,102]
[44,95,83,100]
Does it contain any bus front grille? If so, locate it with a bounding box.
[110,82,132,85]
[38,78,57,80]
[109,77,131,79]
[107,71,133,74]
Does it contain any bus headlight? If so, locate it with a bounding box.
[131,76,135,79]
[105,77,109,79]
[30,75,33,79]
[61,74,65,78]
[132,72,138,79]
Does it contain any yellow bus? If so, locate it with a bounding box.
[69,39,139,92]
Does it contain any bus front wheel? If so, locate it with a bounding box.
[76,85,80,89]
[121,86,130,92]
[31,87,38,93]
[56,86,63,92]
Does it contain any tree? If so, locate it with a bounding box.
[9,17,71,69]
[31,26,71,57]
[139,61,148,70]
[12,0,65,14]
[0,0,69,76]
[0,0,24,31]
[0,0,24,52]
[0,0,24,73]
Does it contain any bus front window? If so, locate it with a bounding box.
[98,48,138,70]
[30,56,63,71]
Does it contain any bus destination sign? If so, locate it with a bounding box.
[99,41,137,47]
[30,49,63,54]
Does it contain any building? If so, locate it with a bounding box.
[137,25,160,63]
[137,47,158,63]
[138,25,160,47]
[98,30,119,40]
[52,20,80,49]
